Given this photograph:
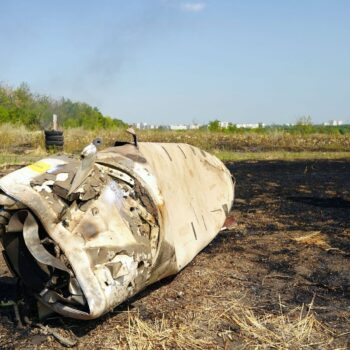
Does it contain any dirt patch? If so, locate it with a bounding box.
[0,159,350,349]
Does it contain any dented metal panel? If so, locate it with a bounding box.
[0,142,234,319]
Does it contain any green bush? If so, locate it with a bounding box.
[0,83,127,130]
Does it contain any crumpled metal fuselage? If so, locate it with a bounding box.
[0,142,234,319]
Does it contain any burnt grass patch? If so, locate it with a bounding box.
[0,159,350,348]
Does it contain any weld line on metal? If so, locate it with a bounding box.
[177,145,187,159]
[161,146,172,161]
[201,215,208,231]
[191,222,197,240]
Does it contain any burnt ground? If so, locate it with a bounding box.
[0,159,350,349]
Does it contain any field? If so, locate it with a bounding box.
[0,125,350,162]
[0,127,349,349]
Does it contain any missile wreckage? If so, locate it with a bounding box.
[0,133,234,319]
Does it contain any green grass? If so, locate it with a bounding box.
[0,153,43,168]
[0,151,349,169]
[212,150,350,161]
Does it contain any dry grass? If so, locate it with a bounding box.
[92,298,337,350]
[3,124,350,153]
[221,298,337,349]
[133,130,350,153]
[0,124,43,152]
[63,128,126,153]
[0,125,349,163]
[293,232,332,250]
[119,312,210,350]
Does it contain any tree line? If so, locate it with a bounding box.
[0,83,127,130]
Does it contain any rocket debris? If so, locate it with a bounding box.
[0,140,234,320]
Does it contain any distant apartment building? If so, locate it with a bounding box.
[169,124,188,131]
[133,122,148,129]
[219,121,230,128]
[188,124,200,130]
[134,122,202,130]
[323,120,343,126]
[133,122,158,130]
[236,123,262,129]
[217,121,265,129]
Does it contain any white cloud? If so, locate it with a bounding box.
[180,2,206,13]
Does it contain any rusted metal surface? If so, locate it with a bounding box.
[0,141,234,319]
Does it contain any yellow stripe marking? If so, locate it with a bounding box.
[27,161,52,173]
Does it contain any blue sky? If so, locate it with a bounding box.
[0,0,349,125]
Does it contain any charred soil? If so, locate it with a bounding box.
[0,159,350,349]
